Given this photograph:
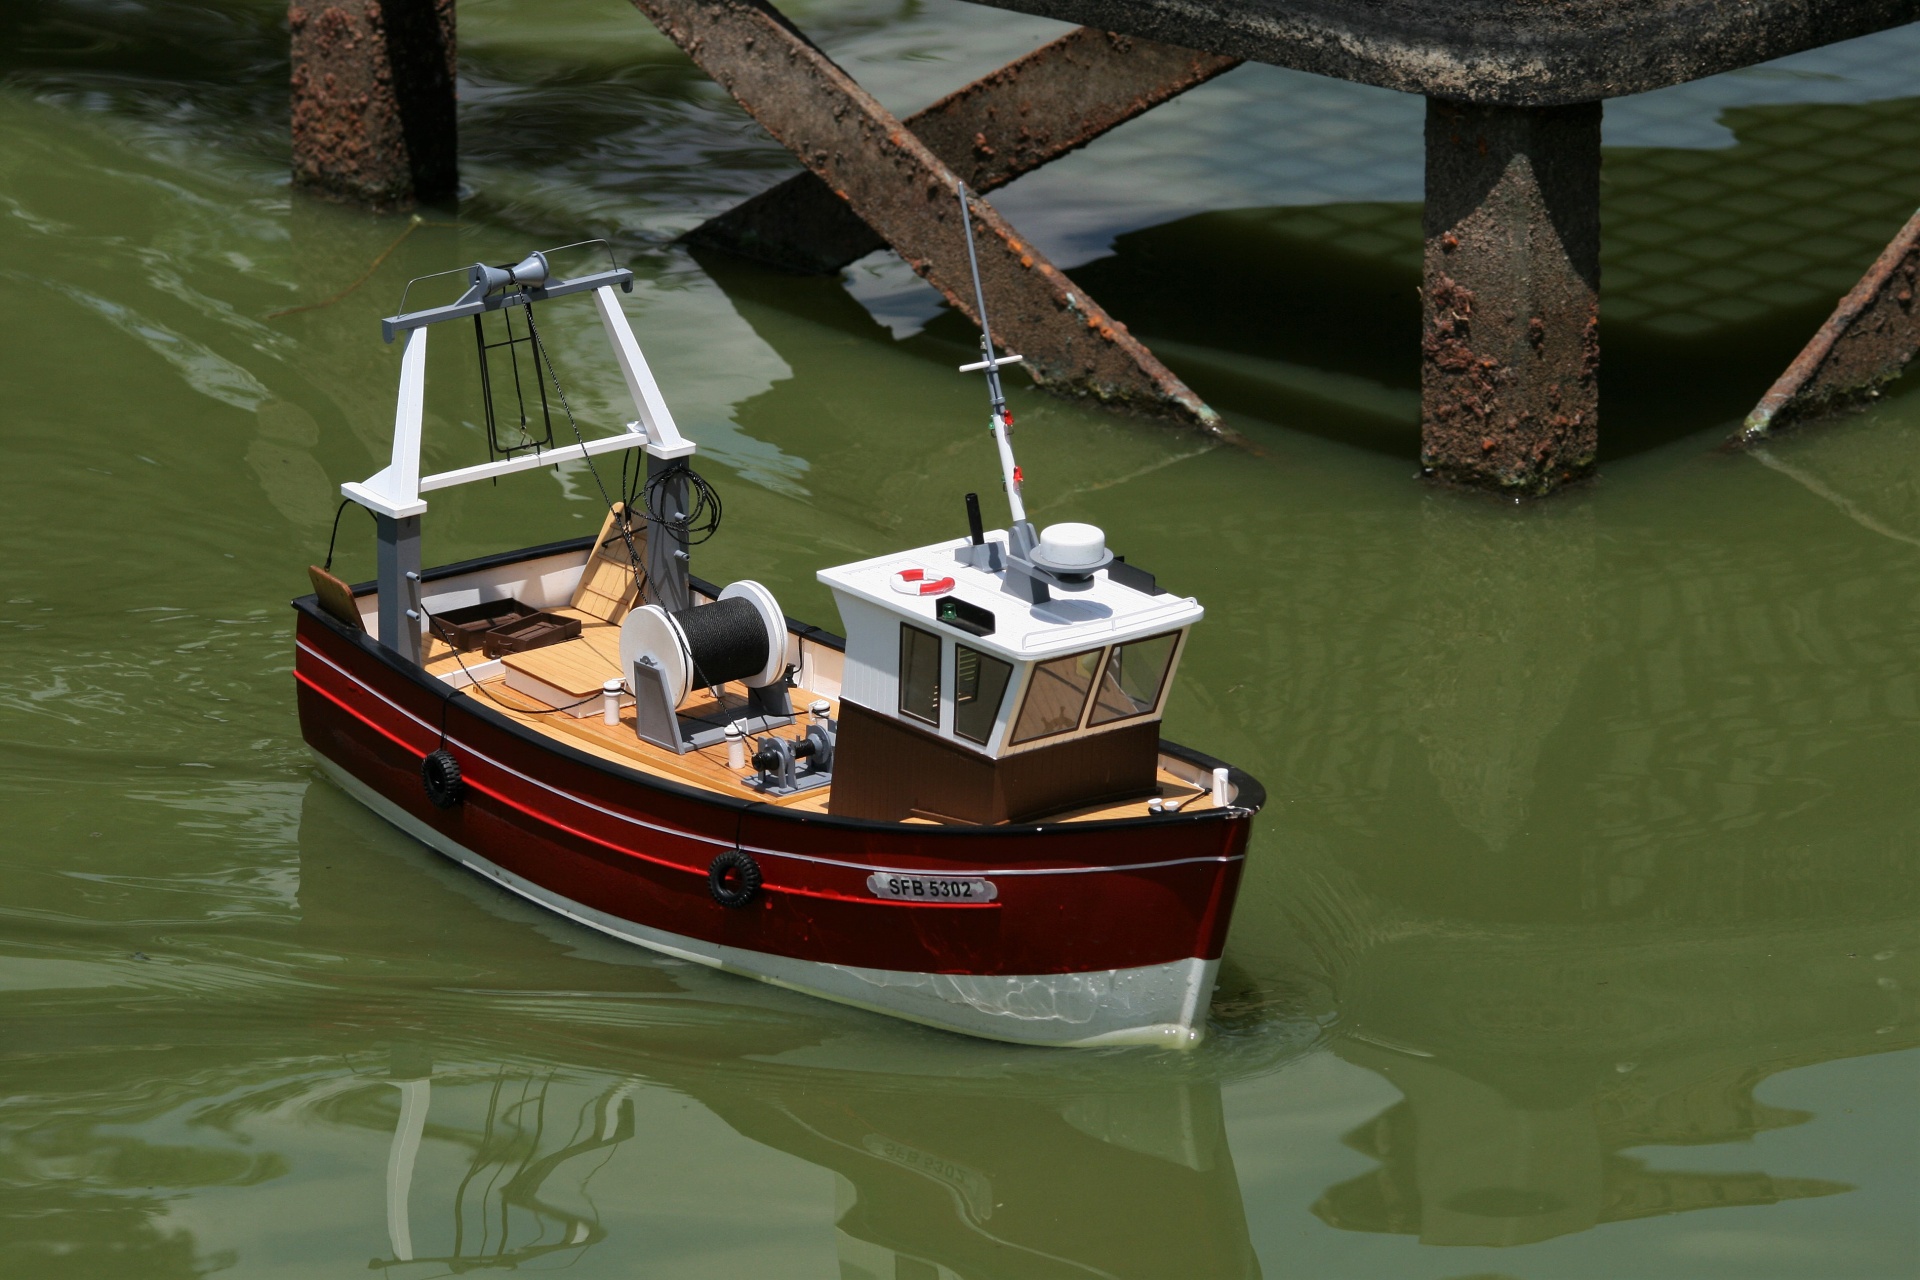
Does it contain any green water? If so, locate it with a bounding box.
[6,2,1920,1275]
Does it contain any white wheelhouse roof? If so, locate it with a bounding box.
[818,530,1202,663]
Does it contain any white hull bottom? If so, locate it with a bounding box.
[319,756,1217,1048]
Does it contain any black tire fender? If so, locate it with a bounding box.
[708,849,762,909]
[422,749,464,809]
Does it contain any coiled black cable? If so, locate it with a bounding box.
[643,458,723,546]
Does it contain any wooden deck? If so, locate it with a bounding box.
[423,607,1218,824]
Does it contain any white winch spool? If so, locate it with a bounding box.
[618,579,786,708]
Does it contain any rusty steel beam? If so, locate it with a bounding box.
[687,28,1240,274]
[1738,208,1920,444]
[290,0,457,209]
[1421,99,1601,496]
[631,0,1221,430]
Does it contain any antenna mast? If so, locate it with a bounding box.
[956,183,1031,535]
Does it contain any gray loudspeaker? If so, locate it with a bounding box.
[468,251,552,297]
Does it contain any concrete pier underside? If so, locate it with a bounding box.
[971,0,1920,106]
[288,0,1920,492]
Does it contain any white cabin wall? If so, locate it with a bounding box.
[799,641,843,700]
[831,593,899,714]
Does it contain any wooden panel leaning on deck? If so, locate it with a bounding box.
[828,701,1160,824]
[570,502,646,623]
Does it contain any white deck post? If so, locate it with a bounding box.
[593,285,697,611]
[592,286,692,455]
[343,326,432,661]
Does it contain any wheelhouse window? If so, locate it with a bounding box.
[1010,648,1103,745]
[953,644,1013,744]
[898,623,941,726]
[1089,631,1179,726]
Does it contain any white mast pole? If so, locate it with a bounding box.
[956,184,1027,528]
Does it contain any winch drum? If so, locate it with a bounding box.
[618,580,786,708]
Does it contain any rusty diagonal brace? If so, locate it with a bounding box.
[1739,206,1920,444]
[627,0,1224,431]
[688,26,1240,275]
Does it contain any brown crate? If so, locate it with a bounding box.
[481,611,581,659]
[430,598,536,652]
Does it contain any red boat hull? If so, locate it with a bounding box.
[294,599,1260,1046]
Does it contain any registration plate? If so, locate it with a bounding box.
[867,872,998,903]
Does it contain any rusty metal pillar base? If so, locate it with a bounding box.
[1422,99,1600,496]
[290,0,457,210]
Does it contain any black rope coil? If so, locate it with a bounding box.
[672,596,770,689]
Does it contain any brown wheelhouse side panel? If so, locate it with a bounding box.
[829,701,1160,824]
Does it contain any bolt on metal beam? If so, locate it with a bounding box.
[1738,207,1920,444]
[629,0,1222,432]
[687,28,1240,275]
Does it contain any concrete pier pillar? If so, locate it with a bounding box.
[290,0,457,209]
[1422,99,1600,496]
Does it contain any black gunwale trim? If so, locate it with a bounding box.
[300,541,1264,835]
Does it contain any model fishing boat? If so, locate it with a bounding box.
[293,213,1264,1047]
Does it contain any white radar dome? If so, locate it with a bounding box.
[1037,522,1108,568]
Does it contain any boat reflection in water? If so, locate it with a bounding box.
[287,781,1280,1280]
[368,1055,628,1270]
[362,1043,1265,1277]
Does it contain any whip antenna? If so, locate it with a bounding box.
[955,183,1031,534]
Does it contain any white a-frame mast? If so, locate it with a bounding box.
[343,248,695,662]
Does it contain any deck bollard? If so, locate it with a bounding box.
[603,679,623,727]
